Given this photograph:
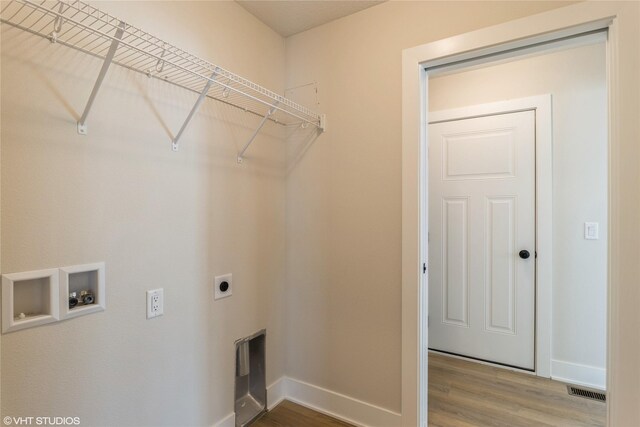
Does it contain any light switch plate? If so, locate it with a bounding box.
[585,222,599,240]
[214,274,232,300]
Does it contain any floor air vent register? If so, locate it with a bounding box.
[567,385,606,402]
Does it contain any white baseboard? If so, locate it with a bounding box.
[213,412,234,427]
[213,376,401,427]
[267,377,287,410]
[284,377,402,427]
[551,359,606,390]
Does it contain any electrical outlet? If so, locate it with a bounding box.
[214,274,232,300]
[146,288,164,319]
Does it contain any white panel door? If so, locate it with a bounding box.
[428,110,535,370]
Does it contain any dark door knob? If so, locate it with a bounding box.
[519,250,530,259]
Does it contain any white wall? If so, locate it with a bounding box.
[284,0,576,414]
[1,2,286,425]
[429,41,608,389]
[3,1,640,425]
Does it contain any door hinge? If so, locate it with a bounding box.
[423,263,427,274]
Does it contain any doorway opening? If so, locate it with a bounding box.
[424,33,608,425]
[400,8,621,425]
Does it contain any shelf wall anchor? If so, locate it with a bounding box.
[49,2,65,43]
[237,102,279,164]
[319,114,327,132]
[171,69,219,152]
[77,21,126,135]
[155,45,166,73]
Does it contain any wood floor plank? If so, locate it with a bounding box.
[253,400,354,427]
[429,353,606,427]
[254,354,605,427]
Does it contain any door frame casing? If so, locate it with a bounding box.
[401,3,632,426]
[428,95,553,378]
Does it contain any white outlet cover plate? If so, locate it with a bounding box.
[146,288,164,319]
[214,274,232,300]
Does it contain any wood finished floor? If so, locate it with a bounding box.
[253,400,354,427]
[428,353,605,427]
[255,353,605,427]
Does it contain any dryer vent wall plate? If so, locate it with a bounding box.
[214,274,232,300]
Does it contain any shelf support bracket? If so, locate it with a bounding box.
[171,69,219,152]
[77,21,126,135]
[237,102,279,164]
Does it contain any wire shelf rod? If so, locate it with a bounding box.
[19,0,318,126]
[3,0,27,20]
[0,17,285,127]
[2,0,325,144]
[77,34,109,52]
[62,1,316,121]
[13,3,38,25]
[30,10,55,34]
[0,1,16,15]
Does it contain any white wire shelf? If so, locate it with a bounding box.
[0,0,326,157]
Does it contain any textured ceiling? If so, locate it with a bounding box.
[236,1,385,37]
